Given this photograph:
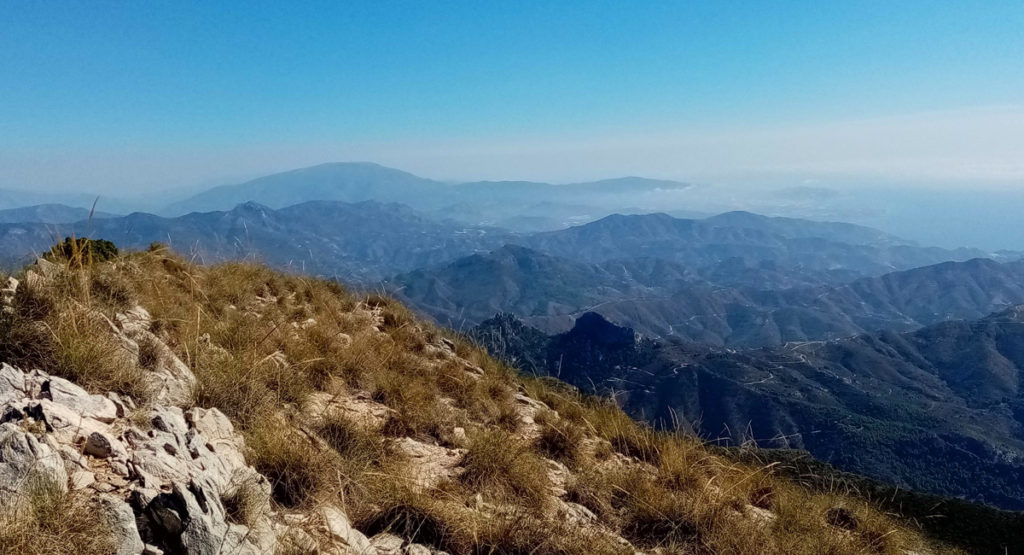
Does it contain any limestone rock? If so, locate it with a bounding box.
[0,422,68,498]
[86,430,129,459]
[70,469,96,489]
[100,494,146,555]
[26,399,110,444]
[277,525,319,553]
[321,506,374,554]
[404,544,433,555]
[113,306,196,406]
[0,276,17,300]
[59,444,89,469]
[43,375,119,423]
[371,533,404,554]
[393,437,465,488]
[34,257,61,279]
[117,305,153,336]
[138,477,270,555]
[0,363,27,406]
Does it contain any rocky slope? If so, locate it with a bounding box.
[0,252,941,554]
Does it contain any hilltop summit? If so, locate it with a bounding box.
[0,248,937,554]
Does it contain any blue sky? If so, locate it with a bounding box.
[2,1,1023,191]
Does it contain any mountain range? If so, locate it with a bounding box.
[392,243,1024,347]
[0,203,118,224]
[7,161,1024,520]
[473,308,1024,510]
[4,196,1010,289]
[0,201,507,280]
[161,162,694,231]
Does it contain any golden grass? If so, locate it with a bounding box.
[0,264,149,399]
[0,479,117,555]
[535,416,585,469]
[222,474,271,528]
[460,428,550,508]
[0,249,947,555]
[246,422,338,508]
[359,479,628,555]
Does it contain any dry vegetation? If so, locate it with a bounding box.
[0,244,952,554]
[0,477,117,555]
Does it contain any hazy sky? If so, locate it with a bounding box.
[2,1,1023,192]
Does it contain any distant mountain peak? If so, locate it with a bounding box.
[234,200,272,210]
[567,312,636,347]
[569,176,691,191]
[0,203,118,224]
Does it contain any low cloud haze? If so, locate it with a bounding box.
[2,105,1022,194]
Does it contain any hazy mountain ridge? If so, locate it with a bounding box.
[0,189,103,212]
[0,203,118,224]
[541,257,1024,346]
[0,200,510,280]
[394,241,1024,348]
[163,162,443,215]
[520,212,993,275]
[3,193,1020,352]
[163,162,697,231]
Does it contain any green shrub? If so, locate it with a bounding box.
[47,237,119,264]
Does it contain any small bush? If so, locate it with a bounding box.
[47,237,119,265]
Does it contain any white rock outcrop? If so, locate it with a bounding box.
[0,363,277,555]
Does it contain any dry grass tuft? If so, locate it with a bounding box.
[222,475,271,527]
[460,428,549,508]
[360,479,629,555]
[0,266,150,399]
[535,417,585,468]
[0,479,117,555]
[359,487,457,549]
[246,423,337,508]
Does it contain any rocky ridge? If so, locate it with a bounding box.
[0,255,937,554]
[0,261,633,554]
